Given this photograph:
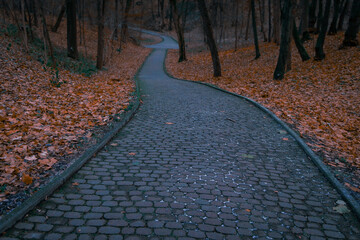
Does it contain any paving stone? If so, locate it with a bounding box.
[99,226,121,234]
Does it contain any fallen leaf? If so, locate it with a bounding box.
[282,138,289,141]
[72,182,79,186]
[128,152,136,156]
[165,122,174,125]
[344,183,360,193]
[22,174,33,185]
[110,143,118,146]
[25,155,37,161]
[333,204,350,214]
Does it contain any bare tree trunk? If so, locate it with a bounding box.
[341,0,360,47]
[274,0,293,80]
[121,0,132,43]
[30,0,37,27]
[24,0,34,40]
[52,2,65,32]
[337,0,349,30]
[293,20,310,61]
[170,0,186,62]
[113,0,119,39]
[309,0,317,30]
[234,0,239,50]
[314,0,331,60]
[197,0,221,77]
[39,0,55,66]
[300,0,311,41]
[316,0,323,34]
[251,0,260,59]
[21,0,28,50]
[96,0,105,69]
[272,0,280,44]
[268,0,272,42]
[245,1,251,40]
[258,0,267,41]
[328,0,340,34]
[66,0,78,59]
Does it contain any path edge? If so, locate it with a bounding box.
[0,49,154,234]
[163,50,360,220]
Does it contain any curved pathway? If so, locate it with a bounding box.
[1,32,359,239]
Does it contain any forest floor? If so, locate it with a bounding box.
[0,22,153,214]
[166,32,360,200]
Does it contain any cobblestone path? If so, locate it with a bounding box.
[1,33,359,240]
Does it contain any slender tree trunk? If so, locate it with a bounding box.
[341,0,360,47]
[251,0,260,59]
[39,0,55,66]
[268,0,271,42]
[245,2,251,40]
[170,0,186,62]
[113,0,119,39]
[30,0,37,27]
[66,0,78,59]
[337,0,349,30]
[96,0,105,69]
[121,0,132,43]
[168,2,173,31]
[314,0,331,60]
[328,0,340,34]
[197,0,221,77]
[21,0,28,50]
[316,0,323,34]
[293,20,310,61]
[24,0,34,40]
[52,3,65,32]
[258,0,267,41]
[309,0,317,30]
[273,0,293,80]
[300,0,311,41]
[234,0,239,50]
[272,0,280,44]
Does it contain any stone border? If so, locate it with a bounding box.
[0,49,155,234]
[163,49,360,221]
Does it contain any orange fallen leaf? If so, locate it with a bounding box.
[72,182,79,186]
[165,122,174,125]
[22,174,33,185]
[128,152,136,156]
[282,138,289,141]
[345,183,360,193]
[245,209,251,212]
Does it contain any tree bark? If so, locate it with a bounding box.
[293,20,310,61]
[52,3,65,32]
[328,0,340,35]
[316,0,323,34]
[113,0,119,39]
[245,2,251,40]
[66,0,78,59]
[314,0,331,60]
[170,0,186,62]
[268,0,271,42]
[197,0,221,77]
[234,0,239,50]
[21,0,28,50]
[258,0,267,41]
[96,0,105,69]
[251,0,260,59]
[272,0,280,44]
[337,0,349,30]
[341,0,360,47]
[273,0,293,80]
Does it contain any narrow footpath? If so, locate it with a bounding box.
[1,32,359,239]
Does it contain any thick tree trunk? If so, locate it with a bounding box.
[96,0,105,69]
[170,0,186,62]
[342,0,360,47]
[273,0,293,80]
[66,0,78,59]
[314,0,331,60]
[121,0,132,43]
[258,0,267,41]
[251,0,260,59]
[197,0,221,77]
[337,0,349,30]
[52,3,65,32]
[234,0,239,50]
[272,0,280,44]
[293,20,310,61]
[245,2,251,40]
[328,0,340,35]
